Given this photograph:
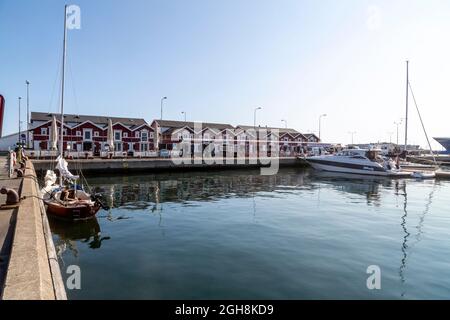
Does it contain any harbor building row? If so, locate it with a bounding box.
[9,112,323,156]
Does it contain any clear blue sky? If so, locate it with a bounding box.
[1,0,450,148]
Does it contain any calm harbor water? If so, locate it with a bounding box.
[49,168,450,299]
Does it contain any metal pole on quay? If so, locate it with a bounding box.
[160,96,167,120]
[254,106,262,128]
[18,97,22,144]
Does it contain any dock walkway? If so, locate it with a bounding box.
[0,156,20,293]
[0,155,66,300]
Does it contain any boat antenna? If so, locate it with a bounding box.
[404,60,409,152]
[407,81,438,167]
[59,5,68,186]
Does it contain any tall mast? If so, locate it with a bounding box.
[59,5,68,185]
[404,60,409,151]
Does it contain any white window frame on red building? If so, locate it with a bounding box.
[83,128,93,141]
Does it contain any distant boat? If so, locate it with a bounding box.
[433,137,450,153]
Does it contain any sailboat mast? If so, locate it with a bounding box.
[59,5,68,185]
[404,60,409,151]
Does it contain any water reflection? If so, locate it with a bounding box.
[395,180,438,297]
[87,169,413,211]
[310,171,394,206]
[49,217,110,261]
[89,169,314,209]
[396,180,410,295]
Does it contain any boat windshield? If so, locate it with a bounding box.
[365,150,384,163]
[339,150,367,158]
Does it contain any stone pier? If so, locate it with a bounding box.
[0,155,66,300]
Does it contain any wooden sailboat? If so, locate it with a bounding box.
[43,154,103,220]
[42,5,104,220]
[45,197,102,220]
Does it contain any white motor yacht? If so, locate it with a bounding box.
[306,149,411,177]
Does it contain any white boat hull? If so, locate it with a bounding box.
[308,161,392,176]
[306,153,412,178]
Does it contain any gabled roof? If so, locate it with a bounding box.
[165,126,195,136]
[303,133,320,140]
[130,123,154,131]
[112,122,133,131]
[31,112,147,127]
[220,128,237,135]
[153,120,234,131]
[293,133,308,140]
[199,127,222,135]
[279,132,298,139]
[32,118,73,130]
[71,120,106,130]
[235,125,259,131]
[234,127,257,138]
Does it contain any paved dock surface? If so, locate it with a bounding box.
[0,156,66,300]
[0,156,20,293]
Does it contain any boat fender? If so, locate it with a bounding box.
[0,187,20,205]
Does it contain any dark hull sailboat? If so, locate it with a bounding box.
[43,186,105,220]
[44,200,101,220]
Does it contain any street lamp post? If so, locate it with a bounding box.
[318,114,327,140]
[181,111,186,122]
[160,96,167,120]
[254,107,262,128]
[18,97,22,145]
[281,119,287,128]
[348,131,356,145]
[26,80,30,148]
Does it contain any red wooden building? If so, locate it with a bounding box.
[30,112,154,154]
